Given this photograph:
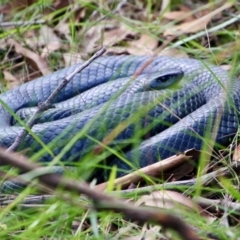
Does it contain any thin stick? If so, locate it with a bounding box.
[7,47,106,152]
[117,161,240,196]
[0,20,46,27]
[193,196,240,214]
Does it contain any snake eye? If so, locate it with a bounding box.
[156,74,174,83]
[156,76,168,82]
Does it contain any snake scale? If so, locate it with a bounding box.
[0,55,239,192]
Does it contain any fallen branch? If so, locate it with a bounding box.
[0,148,199,240]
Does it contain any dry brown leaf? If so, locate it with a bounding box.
[164,2,233,36]
[79,20,136,55]
[141,225,162,240]
[39,26,62,58]
[74,3,157,55]
[55,21,71,41]
[63,53,84,66]
[52,0,72,10]
[80,25,104,54]
[25,26,62,57]
[128,34,158,55]
[106,46,130,55]
[135,190,216,224]
[215,42,240,64]
[163,10,192,21]
[158,48,189,58]
[233,145,240,162]
[220,64,231,71]
[103,26,134,47]
[114,223,142,240]
[123,225,162,240]
[0,0,35,14]
[135,190,200,213]
[164,161,194,182]
[54,3,81,41]
[164,19,206,36]
[7,38,51,76]
[163,5,195,22]
[3,70,20,89]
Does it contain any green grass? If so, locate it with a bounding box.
[0,0,240,239]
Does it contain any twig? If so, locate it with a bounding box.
[117,161,240,196]
[0,194,54,210]
[0,194,53,206]
[0,148,199,240]
[95,149,199,191]
[0,20,46,27]
[219,195,236,239]
[193,196,240,215]
[219,195,231,228]
[7,47,106,152]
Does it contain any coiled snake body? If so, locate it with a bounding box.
[0,55,239,191]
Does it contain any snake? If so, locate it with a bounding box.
[13,68,183,124]
[0,55,239,192]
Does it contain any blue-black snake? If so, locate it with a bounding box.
[0,55,239,192]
